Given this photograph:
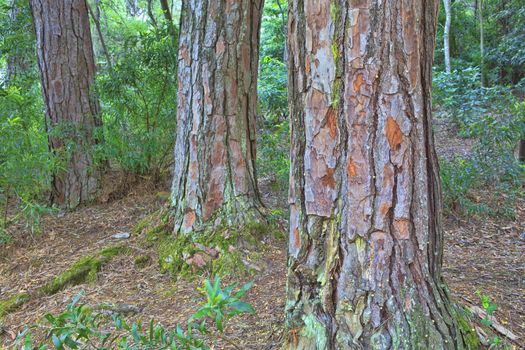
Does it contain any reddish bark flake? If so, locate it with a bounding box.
[386,116,403,150]
[347,157,357,178]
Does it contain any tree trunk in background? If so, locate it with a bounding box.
[444,0,452,73]
[171,0,264,234]
[479,0,486,86]
[519,139,525,163]
[285,1,476,349]
[30,0,102,209]
[159,0,177,43]
[6,0,30,84]
[126,0,139,16]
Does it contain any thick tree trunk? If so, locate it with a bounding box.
[444,0,452,73]
[171,0,265,234]
[30,0,102,209]
[285,1,476,349]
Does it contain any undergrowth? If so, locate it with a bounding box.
[14,277,254,350]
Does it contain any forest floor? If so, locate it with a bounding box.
[0,120,524,349]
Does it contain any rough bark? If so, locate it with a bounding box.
[30,0,102,209]
[443,0,452,73]
[171,0,265,234]
[285,1,476,349]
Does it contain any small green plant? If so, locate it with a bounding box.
[191,277,254,333]
[475,291,503,347]
[15,277,254,349]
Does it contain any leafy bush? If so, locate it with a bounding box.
[15,277,254,349]
[433,66,516,136]
[96,26,178,178]
[0,85,57,240]
[434,66,525,217]
[439,102,524,217]
[257,120,289,193]
[258,56,288,121]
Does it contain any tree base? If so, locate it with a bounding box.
[135,207,274,279]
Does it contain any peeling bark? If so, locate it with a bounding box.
[285,1,476,349]
[30,0,102,209]
[171,0,265,234]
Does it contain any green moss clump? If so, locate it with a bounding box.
[134,255,152,269]
[0,293,30,318]
[39,245,128,295]
[154,220,277,279]
[0,246,128,320]
[454,307,481,349]
[134,207,170,234]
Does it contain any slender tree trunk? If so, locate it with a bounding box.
[444,0,452,73]
[479,0,486,86]
[30,0,102,209]
[284,1,477,349]
[6,0,31,84]
[171,0,265,234]
[519,139,525,163]
[159,0,177,43]
[147,0,158,28]
[126,0,139,16]
[87,2,112,70]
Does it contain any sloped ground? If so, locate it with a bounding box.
[0,123,524,349]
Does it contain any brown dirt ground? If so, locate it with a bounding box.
[0,122,524,349]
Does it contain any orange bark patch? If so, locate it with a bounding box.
[393,219,411,239]
[380,202,391,216]
[180,45,190,65]
[386,117,403,150]
[242,44,250,71]
[183,209,196,231]
[347,157,357,177]
[326,107,337,138]
[305,57,310,74]
[292,228,301,250]
[216,38,225,56]
[320,167,336,189]
[353,73,365,93]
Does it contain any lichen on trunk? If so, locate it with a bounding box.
[284,1,479,349]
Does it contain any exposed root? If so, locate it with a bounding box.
[0,245,128,319]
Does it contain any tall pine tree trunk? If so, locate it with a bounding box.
[284,1,477,348]
[30,0,102,209]
[171,0,264,234]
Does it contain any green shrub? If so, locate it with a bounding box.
[257,120,289,194]
[15,277,254,349]
[0,85,57,239]
[258,56,288,120]
[95,27,177,178]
